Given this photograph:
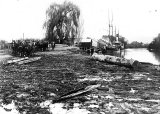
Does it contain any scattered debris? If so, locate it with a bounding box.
[129,88,138,94]
[0,101,19,114]
[147,77,152,81]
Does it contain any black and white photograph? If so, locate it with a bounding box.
[0,0,160,113]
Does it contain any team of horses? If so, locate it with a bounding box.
[11,40,55,57]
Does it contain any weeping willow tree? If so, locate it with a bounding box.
[43,1,80,45]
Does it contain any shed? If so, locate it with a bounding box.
[79,39,92,50]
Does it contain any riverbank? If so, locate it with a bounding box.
[0,45,160,114]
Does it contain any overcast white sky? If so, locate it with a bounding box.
[0,0,160,43]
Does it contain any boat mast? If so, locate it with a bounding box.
[108,10,113,38]
[108,10,111,39]
[117,29,119,41]
[111,11,113,37]
[115,26,116,38]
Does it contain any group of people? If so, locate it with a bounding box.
[11,39,55,57]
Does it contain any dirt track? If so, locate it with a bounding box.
[0,45,160,114]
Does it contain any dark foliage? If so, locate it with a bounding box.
[126,41,148,48]
[148,33,160,51]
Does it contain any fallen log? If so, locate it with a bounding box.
[53,84,100,102]
[18,57,41,65]
[92,53,139,68]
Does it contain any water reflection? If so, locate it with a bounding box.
[151,51,160,63]
[124,48,160,65]
[105,48,160,65]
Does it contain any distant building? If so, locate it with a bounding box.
[79,38,92,51]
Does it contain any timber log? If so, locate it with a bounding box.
[92,53,139,68]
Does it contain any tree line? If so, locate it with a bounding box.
[148,33,160,51]
[126,41,148,48]
[125,33,160,50]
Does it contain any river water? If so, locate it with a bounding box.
[104,48,160,65]
[123,48,160,65]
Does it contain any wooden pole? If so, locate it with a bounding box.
[23,33,24,40]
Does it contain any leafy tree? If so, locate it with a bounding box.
[43,1,80,45]
[148,33,160,50]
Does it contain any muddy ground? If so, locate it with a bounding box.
[0,45,160,114]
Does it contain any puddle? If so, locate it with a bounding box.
[0,101,19,114]
[0,100,90,114]
[40,100,90,114]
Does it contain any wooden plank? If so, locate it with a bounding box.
[18,57,41,65]
[54,84,100,102]
[6,57,29,64]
